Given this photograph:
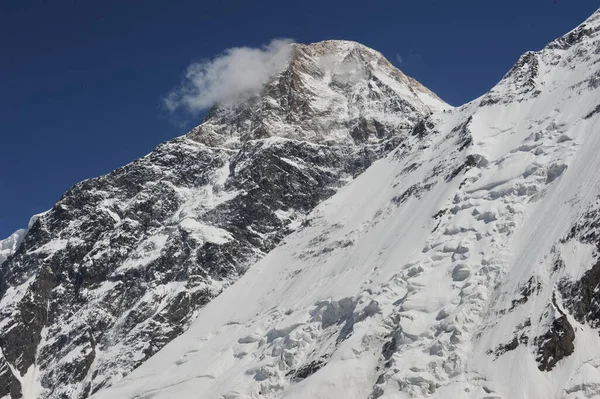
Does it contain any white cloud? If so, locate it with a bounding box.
[165,39,294,113]
[395,54,403,65]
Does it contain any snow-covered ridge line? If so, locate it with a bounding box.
[93,8,600,399]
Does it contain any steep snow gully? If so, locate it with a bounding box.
[5,9,600,399]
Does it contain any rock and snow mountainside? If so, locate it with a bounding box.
[0,231,26,266]
[0,41,446,398]
[92,9,600,399]
[189,40,444,148]
[0,214,47,265]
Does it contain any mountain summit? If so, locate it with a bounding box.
[190,40,447,148]
[0,40,442,398]
[91,9,600,399]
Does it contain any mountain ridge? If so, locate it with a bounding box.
[91,8,600,399]
[0,40,443,399]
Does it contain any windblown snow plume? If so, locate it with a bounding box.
[318,53,367,86]
[165,38,294,112]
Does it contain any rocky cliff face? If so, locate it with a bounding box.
[0,40,446,398]
[90,9,600,399]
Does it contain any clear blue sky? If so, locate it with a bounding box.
[1,0,598,238]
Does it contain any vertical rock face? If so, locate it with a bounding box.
[89,9,600,399]
[0,40,447,398]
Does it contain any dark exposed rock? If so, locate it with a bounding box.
[451,116,472,136]
[487,318,532,360]
[506,52,540,90]
[0,356,22,398]
[446,154,487,182]
[480,51,542,106]
[350,117,389,143]
[411,117,436,139]
[392,184,423,206]
[584,104,600,119]
[382,336,397,361]
[391,182,435,206]
[535,314,575,371]
[508,277,542,312]
[560,259,600,329]
[488,336,519,358]
[548,23,596,50]
[560,197,600,331]
[479,95,500,107]
[450,116,473,151]
[287,359,327,381]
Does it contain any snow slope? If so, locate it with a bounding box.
[94,9,600,399]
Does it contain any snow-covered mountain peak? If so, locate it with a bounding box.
[479,8,600,109]
[7,8,600,399]
[548,8,600,49]
[291,40,446,110]
[187,40,449,148]
[93,9,600,399]
[0,36,450,399]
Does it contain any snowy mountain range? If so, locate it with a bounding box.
[3,8,600,399]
